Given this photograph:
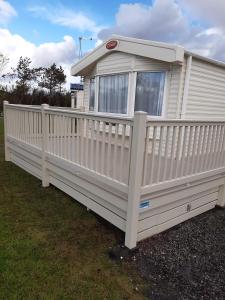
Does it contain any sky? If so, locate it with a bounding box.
[1,0,225,88]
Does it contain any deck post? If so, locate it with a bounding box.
[3,100,10,161]
[218,180,225,207]
[41,103,49,187]
[125,111,147,249]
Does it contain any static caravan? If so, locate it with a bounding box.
[4,36,225,250]
[71,35,225,120]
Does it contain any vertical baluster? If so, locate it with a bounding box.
[206,125,216,170]
[28,111,30,144]
[156,126,163,183]
[64,116,67,160]
[126,125,133,185]
[84,118,88,167]
[20,110,23,141]
[187,126,196,175]
[112,123,119,179]
[119,124,126,183]
[31,111,33,145]
[87,119,91,168]
[179,126,188,177]
[60,115,64,158]
[21,111,24,142]
[51,114,54,154]
[169,126,177,179]
[24,111,26,143]
[209,125,216,170]
[35,112,37,146]
[199,125,207,172]
[95,120,100,172]
[217,124,224,167]
[212,125,219,169]
[174,126,183,178]
[211,125,219,169]
[149,126,157,184]
[220,125,225,166]
[71,117,74,161]
[142,126,150,186]
[90,119,94,169]
[218,125,225,166]
[55,114,58,156]
[106,123,112,177]
[205,125,213,171]
[75,117,79,163]
[58,114,61,156]
[67,117,71,161]
[81,117,85,166]
[191,126,201,174]
[162,126,170,181]
[100,122,106,174]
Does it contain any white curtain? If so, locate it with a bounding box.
[89,78,95,111]
[135,72,165,116]
[98,73,128,114]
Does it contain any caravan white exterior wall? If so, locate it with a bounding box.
[71,35,225,120]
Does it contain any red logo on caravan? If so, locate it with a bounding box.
[106,40,118,50]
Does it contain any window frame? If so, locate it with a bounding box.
[95,72,130,117]
[134,70,168,118]
[89,70,168,118]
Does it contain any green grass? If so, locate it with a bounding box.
[0,118,144,300]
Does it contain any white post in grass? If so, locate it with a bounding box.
[41,103,49,187]
[3,100,10,161]
[125,111,147,249]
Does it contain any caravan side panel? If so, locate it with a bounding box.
[83,76,90,111]
[166,64,183,118]
[186,58,225,119]
[96,52,134,75]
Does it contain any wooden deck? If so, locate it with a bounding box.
[4,102,225,248]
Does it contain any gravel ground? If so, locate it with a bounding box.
[125,207,225,300]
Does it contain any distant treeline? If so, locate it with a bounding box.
[0,56,71,111]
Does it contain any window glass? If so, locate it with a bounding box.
[89,78,95,111]
[98,73,128,114]
[135,72,165,116]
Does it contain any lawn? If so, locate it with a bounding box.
[0,117,144,300]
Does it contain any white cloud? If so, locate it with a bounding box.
[179,0,225,30]
[0,28,78,88]
[0,0,17,25]
[98,0,191,42]
[98,0,225,62]
[28,4,103,37]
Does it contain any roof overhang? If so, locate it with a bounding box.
[71,35,185,76]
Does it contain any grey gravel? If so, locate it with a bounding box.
[126,207,225,300]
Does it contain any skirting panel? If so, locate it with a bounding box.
[137,178,220,242]
[8,141,42,180]
[49,174,126,232]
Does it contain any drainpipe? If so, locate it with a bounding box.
[180,55,192,119]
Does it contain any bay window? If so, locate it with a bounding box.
[98,73,128,114]
[135,72,166,116]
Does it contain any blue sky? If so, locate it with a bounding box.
[1,0,225,87]
[8,0,154,49]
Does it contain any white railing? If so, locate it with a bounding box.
[4,102,225,248]
[44,108,133,184]
[5,103,133,185]
[142,120,225,187]
[6,104,42,149]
